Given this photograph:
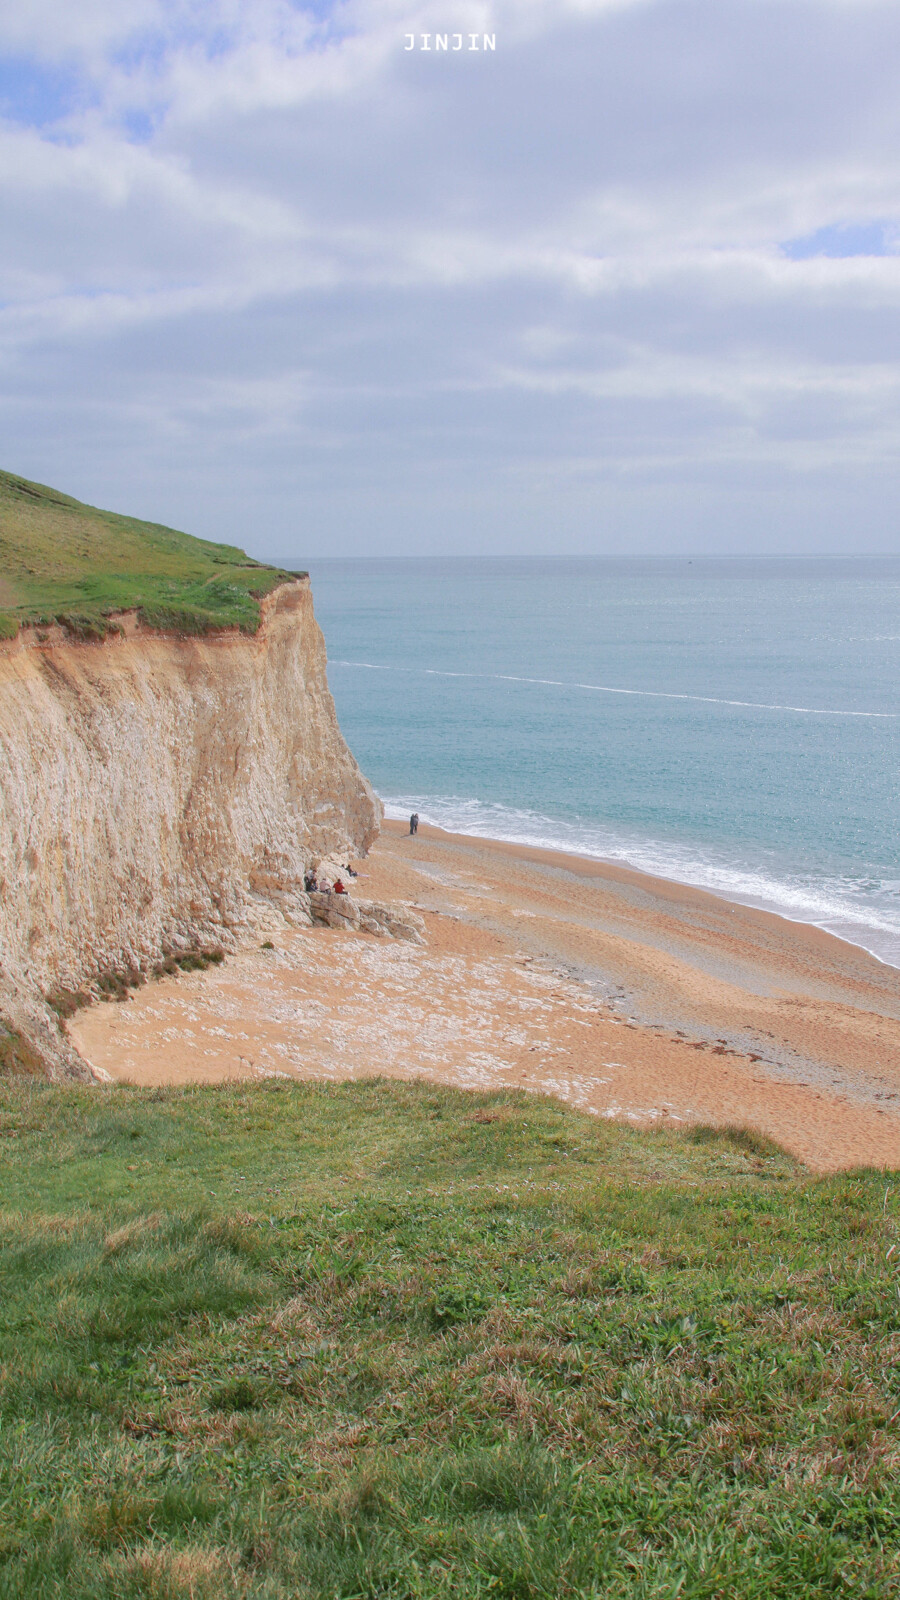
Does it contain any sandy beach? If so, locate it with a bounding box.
[71,820,900,1172]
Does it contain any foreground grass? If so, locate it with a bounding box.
[1,1078,899,1598]
[0,469,297,638]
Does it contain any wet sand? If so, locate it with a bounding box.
[71,821,900,1172]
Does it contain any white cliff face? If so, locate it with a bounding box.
[0,579,382,1073]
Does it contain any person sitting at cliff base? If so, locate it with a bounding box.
[333,878,347,895]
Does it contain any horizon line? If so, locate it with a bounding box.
[269,551,900,563]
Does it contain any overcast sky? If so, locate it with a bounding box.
[1,0,900,557]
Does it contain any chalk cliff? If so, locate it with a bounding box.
[0,578,382,1078]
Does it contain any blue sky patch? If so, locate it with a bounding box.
[292,0,344,21]
[781,221,897,260]
[120,108,157,145]
[0,56,88,128]
[290,0,356,45]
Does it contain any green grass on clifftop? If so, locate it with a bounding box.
[1,1076,899,1599]
[0,469,301,638]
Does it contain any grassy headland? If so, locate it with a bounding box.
[1,1075,898,1598]
[0,469,301,639]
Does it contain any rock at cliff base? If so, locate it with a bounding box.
[308,892,426,945]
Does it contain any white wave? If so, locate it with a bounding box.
[382,794,900,968]
[330,660,899,719]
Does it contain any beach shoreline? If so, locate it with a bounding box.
[71,820,900,1172]
[382,819,898,979]
[381,807,900,973]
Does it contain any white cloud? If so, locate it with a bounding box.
[1,0,900,551]
[0,0,159,58]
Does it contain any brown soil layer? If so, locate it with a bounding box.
[70,821,900,1172]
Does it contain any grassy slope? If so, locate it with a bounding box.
[1,1076,899,1599]
[0,469,301,639]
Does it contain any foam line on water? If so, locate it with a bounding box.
[331,661,899,719]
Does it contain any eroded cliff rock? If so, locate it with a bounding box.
[308,890,426,943]
[0,579,382,1077]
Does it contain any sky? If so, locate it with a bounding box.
[1,0,900,558]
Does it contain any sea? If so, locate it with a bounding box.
[305,558,900,969]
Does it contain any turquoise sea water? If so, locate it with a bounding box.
[307,559,900,967]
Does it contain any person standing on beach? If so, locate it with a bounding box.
[410,813,419,835]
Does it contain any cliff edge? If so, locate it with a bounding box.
[0,578,382,1078]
